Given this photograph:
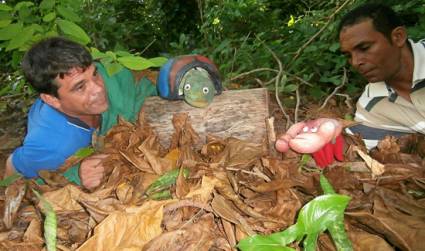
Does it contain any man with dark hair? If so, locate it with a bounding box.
[339,3,424,149]
[276,3,424,165]
[4,37,158,188]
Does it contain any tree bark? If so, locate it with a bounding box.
[142,88,270,149]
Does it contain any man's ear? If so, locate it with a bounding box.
[391,26,408,47]
[40,93,61,110]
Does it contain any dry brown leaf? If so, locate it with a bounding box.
[211,193,255,236]
[42,185,113,211]
[142,213,231,251]
[176,166,190,199]
[3,180,26,229]
[347,196,425,251]
[138,139,172,174]
[211,137,264,168]
[353,146,385,178]
[77,200,173,251]
[170,113,200,149]
[22,218,43,244]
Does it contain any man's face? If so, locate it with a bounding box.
[339,19,402,83]
[51,64,108,117]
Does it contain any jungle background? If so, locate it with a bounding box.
[0,0,424,146]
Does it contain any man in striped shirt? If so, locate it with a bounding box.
[275,3,424,166]
[339,3,425,149]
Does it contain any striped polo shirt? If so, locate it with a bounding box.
[348,39,425,149]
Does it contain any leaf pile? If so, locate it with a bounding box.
[1,112,424,251]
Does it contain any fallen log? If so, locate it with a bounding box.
[143,88,270,149]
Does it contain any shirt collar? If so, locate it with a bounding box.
[411,39,425,86]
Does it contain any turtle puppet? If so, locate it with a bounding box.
[157,55,222,108]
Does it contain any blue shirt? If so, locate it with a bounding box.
[11,63,157,178]
[12,98,95,178]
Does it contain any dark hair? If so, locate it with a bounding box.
[338,3,404,41]
[21,37,92,97]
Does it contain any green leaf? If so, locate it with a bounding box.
[32,189,57,251]
[148,56,168,67]
[56,5,81,23]
[74,146,95,158]
[105,51,117,60]
[56,19,90,45]
[6,26,34,51]
[237,194,351,251]
[104,61,123,76]
[29,23,43,33]
[40,0,55,10]
[0,4,13,11]
[117,56,156,70]
[0,173,23,186]
[0,23,23,40]
[43,12,56,22]
[115,50,132,57]
[0,19,11,28]
[329,42,340,52]
[0,11,12,20]
[282,84,297,93]
[14,2,34,11]
[90,47,107,59]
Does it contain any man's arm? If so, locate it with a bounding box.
[4,155,16,179]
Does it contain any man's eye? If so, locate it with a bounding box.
[359,45,370,51]
[74,84,85,92]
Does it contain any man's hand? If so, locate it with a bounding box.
[79,154,107,189]
[275,118,344,168]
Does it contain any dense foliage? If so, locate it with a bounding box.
[0,0,424,114]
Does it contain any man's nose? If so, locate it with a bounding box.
[350,53,363,68]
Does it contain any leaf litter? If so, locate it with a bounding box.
[0,111,424,251]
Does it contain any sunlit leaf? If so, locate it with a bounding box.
[117,56,156,70]
[90,47,107,59]
[74,146,95,158]
[104,61,123,76]
[56,19,90,45]
[148,56,168,67]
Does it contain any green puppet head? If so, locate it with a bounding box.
[178,67,216,108]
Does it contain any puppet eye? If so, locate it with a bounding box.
[302,126,309,133]
[202,87,209,94]
[310,127,318,133]
[184,84,191,91]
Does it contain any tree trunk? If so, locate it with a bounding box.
[142,88,270,149]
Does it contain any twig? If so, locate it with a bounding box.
[288,0,353,66]
[318,67,347,111]
[335,93,353,110]
[294,86,300,123]
[140,38,157,55]
[255,37,292,128]
[229,68,278,81]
